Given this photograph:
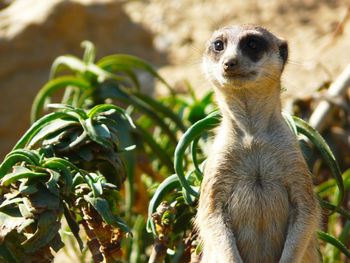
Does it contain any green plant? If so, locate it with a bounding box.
[0,103,133,262]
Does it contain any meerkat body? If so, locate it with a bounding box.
[196,25,320,263]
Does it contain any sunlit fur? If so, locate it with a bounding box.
[196,25,320,263]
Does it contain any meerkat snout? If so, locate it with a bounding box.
[223,58,239,72]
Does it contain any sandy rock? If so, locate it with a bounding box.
[0,0,167,158]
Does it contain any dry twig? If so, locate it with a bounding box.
[309,63,350,132]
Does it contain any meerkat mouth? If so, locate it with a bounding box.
[223,70,257,80]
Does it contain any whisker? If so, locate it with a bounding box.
[287,59,302,66]
[188,43,205,57]
[262,71,279,82]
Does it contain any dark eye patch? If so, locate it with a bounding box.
[239,35,269,62]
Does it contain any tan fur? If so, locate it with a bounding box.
[196,25,320,263]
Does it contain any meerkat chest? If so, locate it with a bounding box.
[227,138,290,203]
[210,133,293,260]
[208,138,293,262]
[227,143,291,216]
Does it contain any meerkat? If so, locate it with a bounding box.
[196,25,320,263]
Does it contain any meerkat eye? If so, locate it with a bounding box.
[247,40,257,49]
[214,40,224,51]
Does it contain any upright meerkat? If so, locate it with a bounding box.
[196,25,320,263]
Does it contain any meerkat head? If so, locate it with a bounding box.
[202,24,288,91]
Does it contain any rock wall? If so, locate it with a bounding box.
[0,0,167,158]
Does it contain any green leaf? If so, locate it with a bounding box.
[293,116,344,207]
[111,116,135,217]
[6,149,41,164]
[50,55,126,83]
[174,111,220,200]
[77,88,94,108]
[0,150,40,178]
[99,86,178,145]
[83,173,100,197]
[100,62,141,90]
[336,221,350,260]
[94,154,125,190]
[316,179,337,198]
[57,131,89,152]
[130,91,187,132]
[48,103,87,120]
[316,169,350,198]
[27,118,80,149]
[43,158,74,195]
[187,101,207,124]
[46,104,113,149]
[97,54,174,95]
[202,90,214,105]
[147,174,181,235]
[81,40,96,64]
[136,125,174,172]
[282,111,298,136]
[63,202,84,251]
[0,207,35,237]
[119,145,136,152]
[14,112,77,150]
[43,169,60,196]
[317,231,350,259]
[85,118,112,149]
[28,188,60,211]
[114,216,133,237]
[87,104,136,129]
[49,233,65,252]
[0,198,23,211]
[88,63,127,83]
[298,138,313,160]
[129,216,145,263]
[46,104,117,149]
[44,157,82,175]
[84,196,132,234]
[1,167,48,187]
[30,76,91,123]
[18,180,38,195]
[94,123,112,140]
[319,199,350,221]
[0,244,21,263]
[50,55,87,79]
[191,137,203,181]
[21,211,61,252]
[18,203,34,219]
[72,173,84,188]
[195,241,203,256]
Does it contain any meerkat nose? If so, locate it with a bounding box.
[223,58,239,72]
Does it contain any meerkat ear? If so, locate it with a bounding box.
[278,39,288,67]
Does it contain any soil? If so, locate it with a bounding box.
[124,0,350,106]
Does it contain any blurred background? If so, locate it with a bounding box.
[0,0,349,158]
[1,1,350,263]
